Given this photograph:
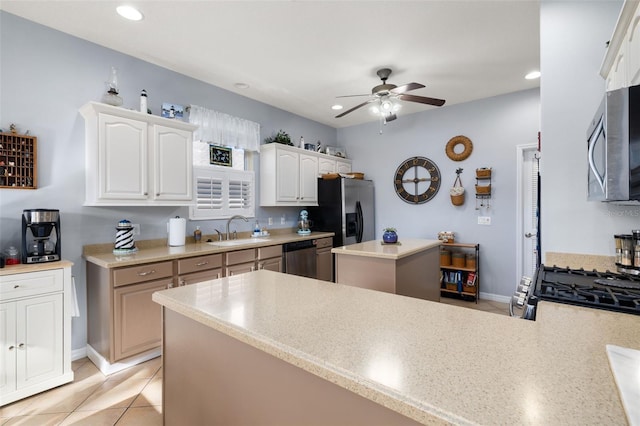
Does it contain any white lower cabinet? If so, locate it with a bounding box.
[0,265,73,407]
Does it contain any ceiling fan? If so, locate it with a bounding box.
[335,68,446,122]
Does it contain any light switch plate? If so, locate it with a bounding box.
[478,216,491,225]
[268,217,273,226]
[132,223,141,235]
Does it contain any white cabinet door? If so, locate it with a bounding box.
[152,125,193,201]
[16,294,63,389]
[275,149,300,203]
[318,157,336,175]
[99,114,148,200]
[0,302,17,395]
[336,160,352,174]
[627,4,640,86]
[299,153,318,204]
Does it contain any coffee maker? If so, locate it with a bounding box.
[22,209,61,264]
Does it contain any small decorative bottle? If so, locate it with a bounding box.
[140,89,148,113]
[194,226,202,242]
[300,136,305,149]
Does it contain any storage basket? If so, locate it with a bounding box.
[475,184,491,194]
[445,283,458,291]
[452,252,466,268]
[465,253,476,269]
[462,284,477,294]
[476,168,492,178]
[440,249,451,266]
[450,173,465,206]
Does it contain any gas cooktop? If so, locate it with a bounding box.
[534,265,640,316]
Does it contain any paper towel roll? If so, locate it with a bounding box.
[167,217,186,246]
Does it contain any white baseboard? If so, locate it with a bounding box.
[71,347,88,361]
[86,344,161,375]
[478,292,511,304]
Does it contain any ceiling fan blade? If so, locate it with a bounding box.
[336,94,370,98]
[390,82,425,95]
[397,93,446,107]
[335,99,375,118]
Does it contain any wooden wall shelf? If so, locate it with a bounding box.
[0,132,37,189]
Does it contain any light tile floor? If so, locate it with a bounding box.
[0,297,507,426]
[0,357,162,426]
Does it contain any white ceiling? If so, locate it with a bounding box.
[1,0,540,128]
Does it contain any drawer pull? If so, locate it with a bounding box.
[14,285,19,289]
[258,263,264,270]
[137,270,156,277]
[195,261,209,267]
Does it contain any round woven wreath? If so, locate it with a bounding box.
[445,135,473,161]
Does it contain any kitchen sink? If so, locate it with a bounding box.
[207,238,271,247]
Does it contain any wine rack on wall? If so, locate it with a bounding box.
[0,132,37,189]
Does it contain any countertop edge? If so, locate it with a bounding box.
[152,284,471,426]
[331,239,441,260]
[0,260,74,276]
[84,232,335,268]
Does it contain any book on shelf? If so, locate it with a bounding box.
[466,272,477,286]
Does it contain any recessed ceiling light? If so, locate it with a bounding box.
[525,70,541,80]
[331,104,343,110]
[116,5,143,21]
[234,82,250,89]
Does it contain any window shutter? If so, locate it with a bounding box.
[189,167,255,220]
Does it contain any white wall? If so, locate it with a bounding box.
[337,89,540,299]
[540,0,638,258]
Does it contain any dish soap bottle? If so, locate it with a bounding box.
[253,221,261,236]
[194,226,202,242]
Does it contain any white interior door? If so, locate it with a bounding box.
[517,144,540,281]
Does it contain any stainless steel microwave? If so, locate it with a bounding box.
[587,84,640,204]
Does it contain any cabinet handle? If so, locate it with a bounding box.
[216,273,221,279]
[8,345,15,350]
[137,270,156,276]
[18,343,25,349]
[168,281,174,289]
[179,279,186,286]
[195,261,209,267]
[13,285,19,289]
[156,193,160,196]
[250,266,255,271]
[144,192,148,196]
[258,263,264,270]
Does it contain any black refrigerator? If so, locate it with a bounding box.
[309,178,375,248]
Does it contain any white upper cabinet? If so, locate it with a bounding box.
[318,157,352,175]
[260,144,322,206]
[80,102,197,206]
[602,1,640,90]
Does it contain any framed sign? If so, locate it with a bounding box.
[209,145,232,167]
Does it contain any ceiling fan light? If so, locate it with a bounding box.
[380,99,393,111]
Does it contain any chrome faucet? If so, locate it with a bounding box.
[213,228,223,241]
[226,215,248,240]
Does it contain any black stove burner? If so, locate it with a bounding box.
[534,265,640,316]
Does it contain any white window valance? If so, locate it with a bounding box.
[188,105,261,152]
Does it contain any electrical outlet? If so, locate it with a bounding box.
[268,217,273,226]
[477,216,491,226]
[281,215,286,225]
[132,223,141,235]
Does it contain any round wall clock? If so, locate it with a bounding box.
[394,156,441,204]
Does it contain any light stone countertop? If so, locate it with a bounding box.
[152,269,640,425]
[331,238,441,260]
[83,231,334,268]
[0,260,73,276]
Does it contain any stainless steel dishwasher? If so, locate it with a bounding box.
[282,239,317,278]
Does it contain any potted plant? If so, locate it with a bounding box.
[382,227,398,243]
[264,129,293,146]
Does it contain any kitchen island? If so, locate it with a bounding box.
[332,238,441,301]
[153,270,640,425]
